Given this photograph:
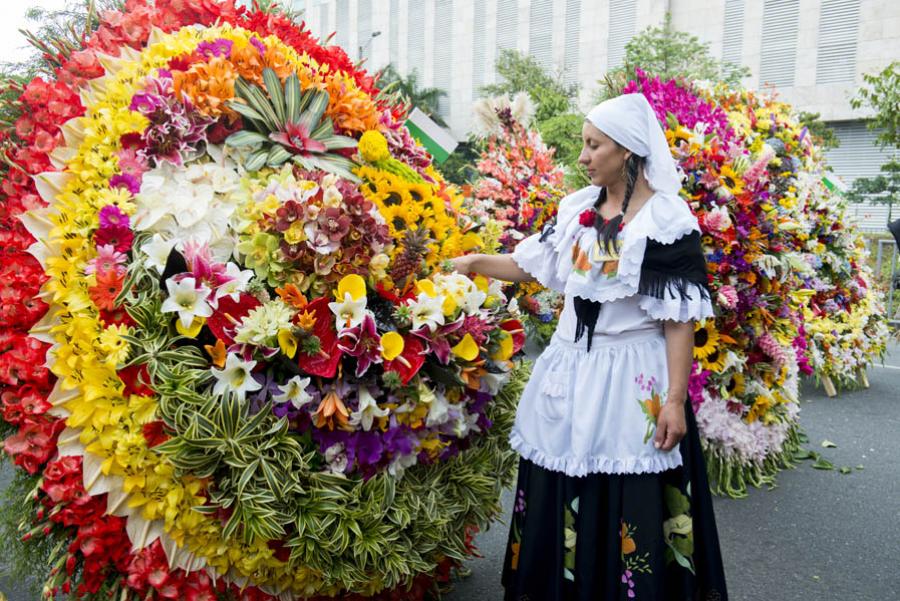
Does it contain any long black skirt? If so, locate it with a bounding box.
[501,401,727,601]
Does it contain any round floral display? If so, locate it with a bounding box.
[4,4,525,599]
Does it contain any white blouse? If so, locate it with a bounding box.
[509,186,714,476]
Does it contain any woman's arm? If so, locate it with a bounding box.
[450,254,536,284]
[653,319,693,451]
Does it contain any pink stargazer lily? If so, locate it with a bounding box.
[337,314,383,377]
[411,318,465,365]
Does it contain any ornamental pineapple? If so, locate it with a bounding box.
[390,227,432,287]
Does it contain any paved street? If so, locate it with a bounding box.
[2,343,898,600]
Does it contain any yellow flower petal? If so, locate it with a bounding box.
[176,316,206,338]
[415,279,437,297]
[473,275,490,293]
[278,329,298,359]
[337,273,367,300]
[381,331,405,360]
[451,333,480,361]
[491,330,514,361]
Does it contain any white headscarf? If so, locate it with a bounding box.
[586,93,683,195]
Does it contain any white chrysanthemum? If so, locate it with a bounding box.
[234,299,296,347]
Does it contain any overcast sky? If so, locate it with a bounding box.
[0,0,71,67]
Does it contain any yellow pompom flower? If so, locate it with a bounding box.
[359,130,391,162]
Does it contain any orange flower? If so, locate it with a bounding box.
[276,283,308,309]
[323,73,380,133]
[572,245,591,272]
[173,56,239,120]
[621,523,636,555]
[229,42,266,85]
[296,309,317,331]
[643,391,662,420]
[89,270,124,311]
[312,389,350,431]
[204,339,227,368]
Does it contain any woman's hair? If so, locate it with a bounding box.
[591,150,646,254]
[573,148,646,351]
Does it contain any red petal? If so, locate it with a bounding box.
[206,293,261,344]
[296,297,342,378]
[383,335,425,384]
[500,319,525,355]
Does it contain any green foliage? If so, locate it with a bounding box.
[377,64,448,126]
[226,68,359,179]
[0,465,52,599]
[537,113,590,188]
[796,111,840,151]
[437,140,483,185]
[846,159,900,223]
[598,13,751,101]
[851,60,900,149]
[482,49,577,122]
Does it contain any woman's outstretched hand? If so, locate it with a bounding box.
[653,400,687,452]
[449,255,476,275]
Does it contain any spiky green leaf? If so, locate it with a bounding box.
[262,67,286,127]
[225,130,269,147]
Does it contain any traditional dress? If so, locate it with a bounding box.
[500,94,728,601]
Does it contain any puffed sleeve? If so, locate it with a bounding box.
[636,231,715,322]
[510,218,567,293]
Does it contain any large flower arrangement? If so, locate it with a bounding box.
[465,93,568,351]
[620,70,888,496]
[0,2,527,599]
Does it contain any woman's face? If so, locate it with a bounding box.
[578,121,630,187]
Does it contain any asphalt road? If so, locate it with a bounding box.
[2,343,898,601]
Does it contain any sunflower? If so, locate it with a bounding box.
[693,320,720,360]
[718,164,745,197]
[723,372,746,398]
[700,348,727,373]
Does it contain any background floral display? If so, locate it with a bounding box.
[618,70,889,496]
[0,1,529,599]
[465,93,568,352]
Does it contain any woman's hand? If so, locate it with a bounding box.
[653,400,687,452]
[449,255,477,275]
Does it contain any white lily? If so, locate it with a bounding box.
[160,277,213,328]
[211,353,262,400]
[272,376,313,409]
[216,262,254,301]
[349,386,389,431]
[140,234,177,274]
[328,293,368,330]
[409,293,445,331]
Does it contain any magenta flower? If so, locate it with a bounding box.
[317,207,351,242]
[412,319,465,365]
[93,224,134,253]
[337,314,383,377]
[98,204,130,229]
[196,38,234,58]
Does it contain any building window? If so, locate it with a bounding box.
[759,0,799,88]
[408,1,426,77]
[722,0,744,67]
[335,0,349,51]
[608,0,636,70]
[816,0,861,85]
[563,0,581,86]
[529,0,554,71]
[497,0,518,53]
[473,0,487,95]
[434,0,454,119]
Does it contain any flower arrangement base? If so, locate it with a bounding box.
[822,376,838,398]
[857,369,870,389]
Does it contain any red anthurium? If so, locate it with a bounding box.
[500,319,525,355]
[296,297,342,378]
[382,335,426,384]
[206,293,261,344]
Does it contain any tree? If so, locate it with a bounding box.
[847,62,900,222]
[599,13,751,100]
[796,111,840,152]
[481,49,577,122]
[376,64,448,127]
[850,61,900,149]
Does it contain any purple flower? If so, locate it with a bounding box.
[98,204,130,229]
[249,37,266,56]
[196,38,234,58]
[109,173,141,196]
[350,431,384,466]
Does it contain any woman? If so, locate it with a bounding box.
[451,93,728,600]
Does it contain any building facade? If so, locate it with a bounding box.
[294,0,899,230]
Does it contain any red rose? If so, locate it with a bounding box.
[578,209,596,227]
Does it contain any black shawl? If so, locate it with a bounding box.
[573,230,711,350]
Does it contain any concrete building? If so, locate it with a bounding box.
[294,0,899,230]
